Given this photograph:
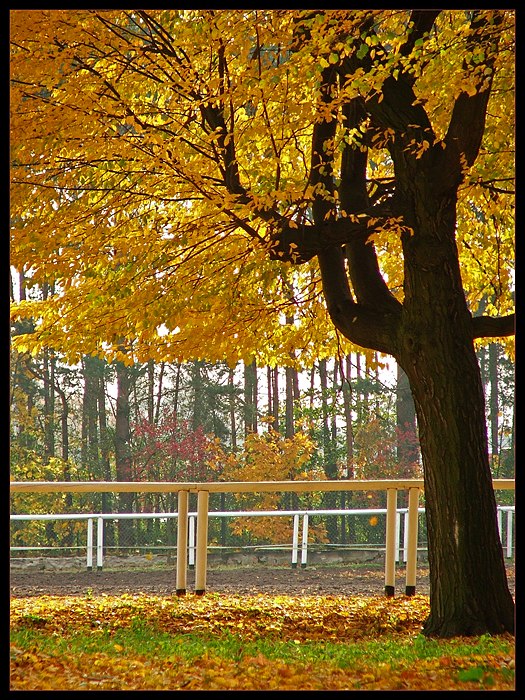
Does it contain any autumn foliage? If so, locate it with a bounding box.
[131,411,226,482]
[10,593,514,690]
[220,428,328,543]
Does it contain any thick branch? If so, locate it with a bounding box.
[399,10,441,87]
[472,313,515,339]
[318,247,400,355]
[339,98,401,313]
[310,65,339,224]
[267,199,397,263]
[443,11,504,182]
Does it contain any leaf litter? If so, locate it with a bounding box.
[10,593,514,690]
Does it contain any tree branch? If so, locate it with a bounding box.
[472,313,515,339]
[443,11,504,181]
[267,198,397,263]
[339,98,402,313]
[317,247,400,356]
[399,10,441,87]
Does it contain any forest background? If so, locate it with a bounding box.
[10,287,515,548]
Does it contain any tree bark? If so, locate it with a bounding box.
[266,10,514,636]
[400,330,514,635]
[81,355,99,477]
[98,363,114,548]
[396,363,419,473]
[115,360,134,547]
[319,358,338,540]
[243,359,258,436]
[488,343,500,470]
[342,354,355,479]
[229,367,237,452]
[272,367,280,432]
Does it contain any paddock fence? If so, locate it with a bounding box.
[10,479,514,597]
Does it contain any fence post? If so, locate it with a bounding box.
[405,487,420,595]
[176,490,189,595]
[395,510,401,563]
[86,518,93,571]
[97,517,104,570]
[385,488,397,596]
[301,513,309,568]
[506,510,513,559]
[195,490,209,595]
[291,513,299,567]
[403,511,409,563]
[188,515,196,569]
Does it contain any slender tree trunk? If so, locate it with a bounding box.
[488,343,499,472]
[396,363,419,476]
[191,360,205,431]
[272,367,279,432]
[81,356,99,478]
[229,367,237,452]
[319,358,338,540]
[154,361,165,424]
[355,353,368,421]
[42,347,55,462]
[115,360,134,548]
[243,359,258,436]
[341,354,355,542]
[285,364,299,509]
[331,359,338,458]
[147,359,155,424]
[267,366,279,432]
[284,366,295,440]
[342,354,355,479]
[172,363,181,416]
[98,362,114,548]
[55,383,73,545]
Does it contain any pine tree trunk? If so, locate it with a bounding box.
[243,360,258,436]
[488,343,499,472]
[115,360,134,549]
[319,358,338,540]
[42,347,55,462]
[272,366,279,432]
[98,361,114,548]
[81,356,99,477]
[396,363,418,475]
[285,365,298,509]
[284,366,295,440]
[342,354,354,479]
[229,367,237,452]
[191,360,204,431]
[147,360,155,424]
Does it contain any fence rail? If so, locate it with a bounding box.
[11,505,515,569]
[10,479,514,597]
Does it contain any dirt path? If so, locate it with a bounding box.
[10,563,515,599]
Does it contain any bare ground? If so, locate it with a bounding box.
[9,563,515,599]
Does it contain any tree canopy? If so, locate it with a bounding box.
[10,9,514,369]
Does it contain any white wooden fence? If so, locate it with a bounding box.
[10,478,514,597]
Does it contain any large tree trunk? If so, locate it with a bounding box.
[290,20,515,634]
[401,336,513,636]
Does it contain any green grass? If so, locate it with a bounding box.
[10,622,513,673]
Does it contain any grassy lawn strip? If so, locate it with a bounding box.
[10,593,515,691]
